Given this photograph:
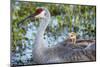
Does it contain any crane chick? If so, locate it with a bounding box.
[68,32,77,45]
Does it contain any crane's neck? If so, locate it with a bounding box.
[33,9,51,63]
[37,18,50,37]
[35,9,51,48]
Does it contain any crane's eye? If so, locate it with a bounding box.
[44,12,47,16]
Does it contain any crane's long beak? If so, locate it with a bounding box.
[17,13,37,27]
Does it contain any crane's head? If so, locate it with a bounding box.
[18,7,50,27]
[34,7,46,19]
[33,7,50,19]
